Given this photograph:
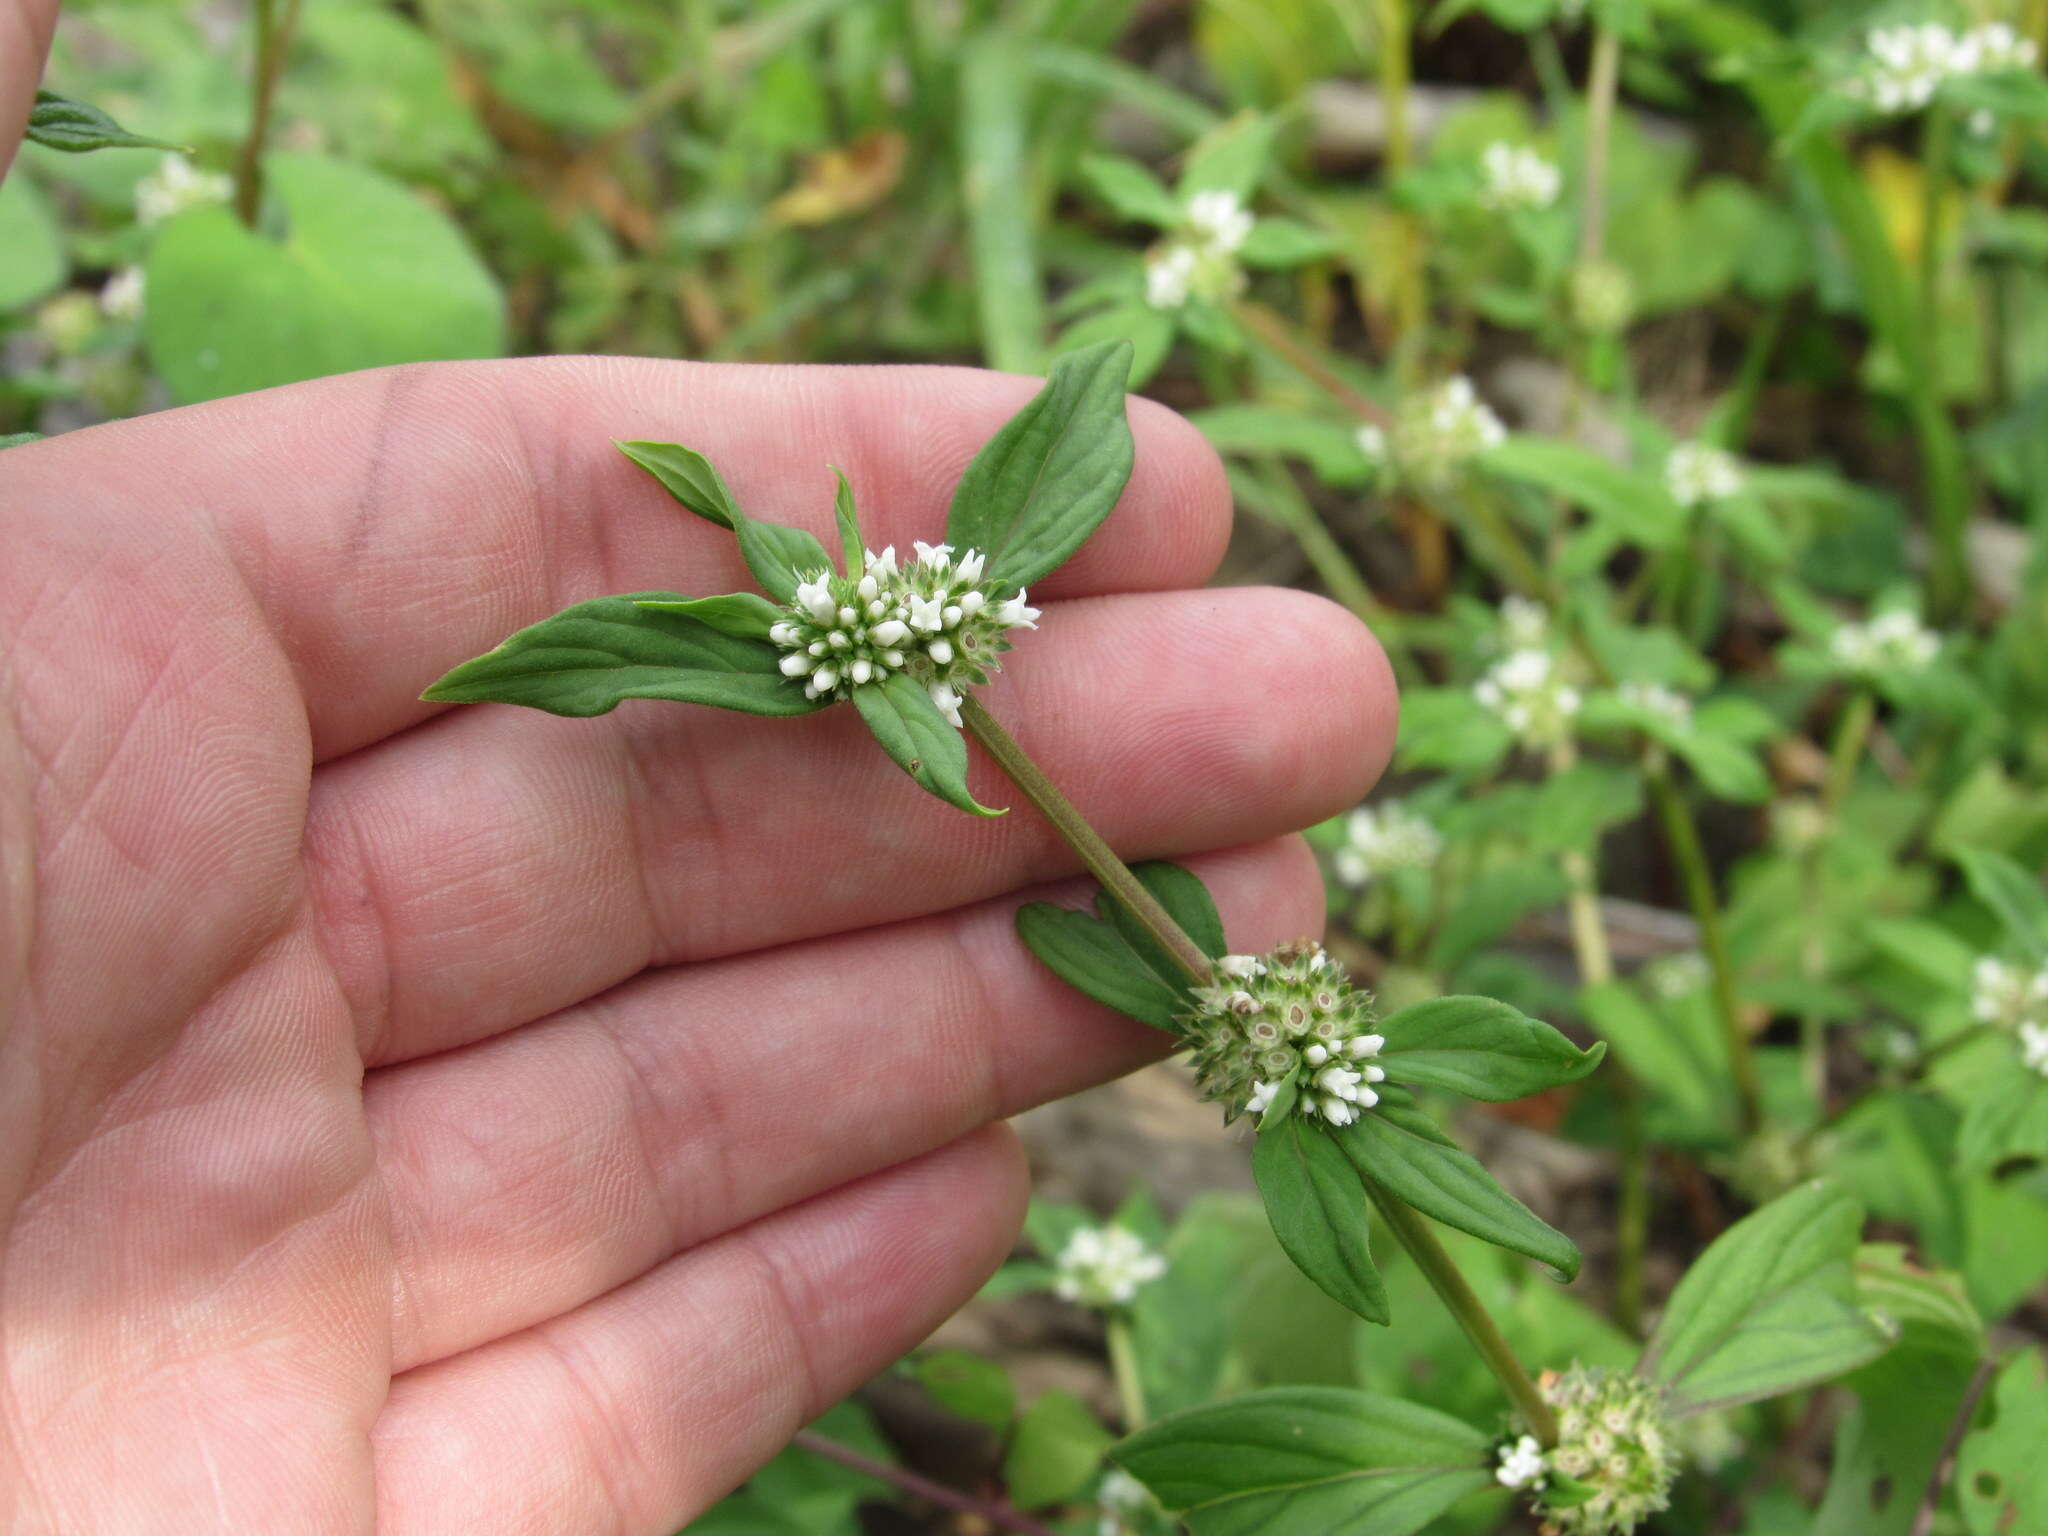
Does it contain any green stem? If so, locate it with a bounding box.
[1365,1182,1559,1446]
[1577,25,1622,268]
[1823,689,1877,819]
[1376,0,1425,385]
[1645,762,1764,1135]
[1106,1313,1148,1432]
[1916,106,1952,416]
[233,0,299,227]
[961,694,1212,986]
[793,1431,1059,1536]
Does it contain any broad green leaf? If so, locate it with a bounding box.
[144,153,503,403]
[26,89,183,153]
[1669,732,1771,804]
[1014,902,1183,1032]
[1100,860,1228,985]
[1955,1349,2048,1536]
[1340,1107,1580,1279]
[1577,981,1734,1147]
[1954,846,2048,962]
[615,440,831,604]
[830,469,862,575]
[1238,217,1335,268]
[1955,1069,2048,1173]
[1113,1386,1491,1536]
[0,173,65,310]
[1176,113,1278,200]
[632,592,781,640]
[421,592,820,718]
[1079,153,1183,227]
[944,339,1136,589]
[1640,1182,1895,1415]
[1004,1390,1112,1509]
[1252,1116,1389,1325]
[1055,301,1175,388]
[851,674,1002,818]
[910,1350,1015,1433]
[1482,436,1685,549]
[1377,996,1604,1102]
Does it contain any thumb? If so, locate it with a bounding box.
[2,0,62,184]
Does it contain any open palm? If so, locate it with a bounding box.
[0,358,1394,1532]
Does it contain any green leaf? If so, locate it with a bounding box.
[944,338,1136,589]
[830,468,862,576]
[1079,153,1184,227]
[1004,1390,1112,1509]
[1014,901,1184,1032]
[1640,1182,1895,1415]
[851,674,1003,818]
[143,153,503,404]
[421,592,821,718]
[1954,846,2048,962]
[1238,217,1336,268]
[910,1350,1015,1433]
[1377,996,1604,1102]
[1955,1069,2048,1173]
[960,33,1046,374]
[1669,731,1772,804]
[26,89,184,153]
[1955,1348,2048,1536]
[1577,981,1734,1147]
[1055,301,1176,388]
[615,440,831,605]
[1176,113,1278,200]
[1189,405,1377,486]
[1113,1386,1492,1536]
[631,592,781,640]
[1101,860,1227,978]
[0,433,45,450]
[1339,1107,1581,1279]
[1253,1116,1390,1326]
[1942,68,2048,124]
[1482,436,1685,549]
[0,174,65,311]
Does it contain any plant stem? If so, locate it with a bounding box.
[1229,300,1391,426]
[793,1430,1059,1536]
[1823,689,1877,819]
[233,0,300,227]
[1916,106,1953,421]
[961,695,1212,985]
[1376,0,1426,385]
[1106,1313,1148,1432]
[1577,25,1623,267]
[1645,763,1763,1134]
[1365,1181,1559,1445]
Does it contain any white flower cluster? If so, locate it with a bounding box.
[2021,1021,2048,1077]
[1479,142,1563,211]
[1643,951,1710,1001]
[1828,610,1940,678]
[1095,1468,1154,1536]
[1500,595,1552,651]
[1664,442,1744,508]
[1618,680,1693,730]
[1053,1224,1168,1309]
[135,154,232,225]
[1971,956,2048,1026]
[772,543,1038,727]
[100,266,146,322]
[1332,801,1442,888]
[1855,22,2040,116]
[1476,649,1581,748]
[1514,1366,1681,1536]
[1145,189,1254,310]
[1393,376,1508,488]
[1185,943,1386,1128]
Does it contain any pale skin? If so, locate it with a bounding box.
[0,18,1397,1532]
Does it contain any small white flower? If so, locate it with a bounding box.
[1476,648,1582,749]
[1332,800,1442,888]
[1348,1033,1384,1058]
[995,591,1040,629]
[1499,596,1551,651]
[777,652,812,678]
[1145,243,1200,309]
[864,545,898,579]
[1394,375,1507,487]
[1496,1434,1547,1490]
[1053,1224,1168,1308]
[1315,1065,1364,1101]
[1218,954,1267,980]
[906,594,945,633]
[1959,21,2040,74]
[1643,952,1710,1001]
[1479,142,1563,212]
[99,265,146,322]
[1665,441,1744,508]
[912,540,953,568]
[928,682,963,728]
[1971,956,2048,1027]
[1246,1080,1279,1119]
[2019,1020,2048,1076]
[1862,24,1967,114]
[795,576,838,624]
[134,154,232,225]
[1355,423,1387,465]
[1829,609,1940,677]
[1321,1097,1358,1126]
[954,549,986,584]
[1619,681,1693,730]
[1185,189,1255,256]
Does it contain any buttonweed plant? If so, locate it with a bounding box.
[13,1,2048,1533]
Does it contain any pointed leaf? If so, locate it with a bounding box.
[944,339,1136,589]
[1079,153,1184,227]
[1176,113,1278,200]
[1640,1181,1895,1415]
[1253,1116,1390,1325]
[852,674,1003,817]
[26,89,183,153]
[1238,217,1336,268]
[1339,1109,1581,1279]
[830,467,863,575]
[1004,1391,1112,1510]
[616,440,741,526]
[1482,436,1685,549]
[631,592,781,639]
[1014,902,1183,1032]
[421,592,820,718]
[1955,1348,2048,1536]
[1113,1387,1491,1536]
[1955,1070,2048,1173]
[1098,859,1226,996]
[1955,846,2048,962]
[1377,996,1605,1102]
[616,439,831,603]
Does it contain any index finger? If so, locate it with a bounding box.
[1,0,60,183]
[1,357,1232,761]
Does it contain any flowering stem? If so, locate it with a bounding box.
[961,694,1213,986]
[792,1430,1059,1536]
[1645,763,1764,1135]
[1365,1180,1559,1446]
[1106,1313,1149,1431]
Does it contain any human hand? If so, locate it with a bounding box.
[0,357,1395,1531]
